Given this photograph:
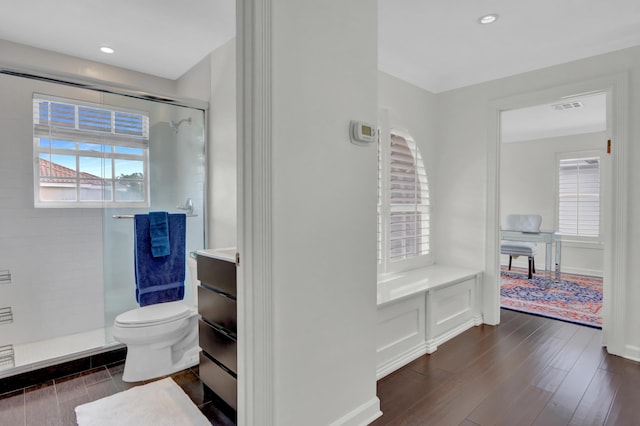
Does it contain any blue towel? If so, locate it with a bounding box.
[149,211,170,257]
[134,213,186,306]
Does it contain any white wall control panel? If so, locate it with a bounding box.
[350,120,376,145]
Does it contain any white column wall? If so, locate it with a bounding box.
[270,0,380,424]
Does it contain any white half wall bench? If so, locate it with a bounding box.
[376,265,483,379]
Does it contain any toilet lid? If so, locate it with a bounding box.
[115,301,191,327]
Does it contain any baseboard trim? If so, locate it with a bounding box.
[500,263,603,278]
[559,266,603,277]
[426,317,481,354]
[329,396,382,426]
[376,342,428,380]
[623,345,640,362]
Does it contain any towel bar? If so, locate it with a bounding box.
[112,214,198,219]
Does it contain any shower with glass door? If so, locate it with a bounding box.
[0,71,206,376]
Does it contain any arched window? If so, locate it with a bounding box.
[378,129,431,273]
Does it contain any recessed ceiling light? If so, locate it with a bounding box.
[478,14,499,25]
[100,46,115,54]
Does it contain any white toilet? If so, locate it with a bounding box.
[113,258,201,382]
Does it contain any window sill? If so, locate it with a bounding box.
[377,264,482,307]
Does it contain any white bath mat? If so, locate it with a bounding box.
[75,377,210,426]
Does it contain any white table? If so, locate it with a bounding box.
[500,230,561,284]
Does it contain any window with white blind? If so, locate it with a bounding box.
[558,154,601,238]
[33,94,149,208]
[378,130,431,273]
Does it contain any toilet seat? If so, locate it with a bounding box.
[115,301,192,328]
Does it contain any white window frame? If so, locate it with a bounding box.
[378,127,432,275]
[33,94,150,208]
[556,150,603,243]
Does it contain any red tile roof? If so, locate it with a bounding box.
[39,157,103,184]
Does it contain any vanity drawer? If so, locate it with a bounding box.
[198,285,237,333]
[197,254,236,296]
[199,352,237,410]
[198,319,237,374]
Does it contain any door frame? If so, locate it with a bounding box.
[236,0,275,424]
[484,73,629,356]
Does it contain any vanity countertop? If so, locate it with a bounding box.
[197,247,236,262]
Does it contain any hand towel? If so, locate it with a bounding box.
[134,213,186,306]
[149,211,170,257]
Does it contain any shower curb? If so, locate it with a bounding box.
[0,347,126,395]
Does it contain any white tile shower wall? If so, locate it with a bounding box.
[0,73,105,347]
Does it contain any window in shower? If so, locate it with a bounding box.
[33,94,150,207]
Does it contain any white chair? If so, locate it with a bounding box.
[501,214,542,279]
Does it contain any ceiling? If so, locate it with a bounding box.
[379,0,640,93]
[1,1,639,94]
[0,0,236,80]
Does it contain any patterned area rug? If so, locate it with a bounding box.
[500,267,603,328]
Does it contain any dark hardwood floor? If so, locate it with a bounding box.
[373,309,640,426]
[3,310,639,426]
[0,361,235,425]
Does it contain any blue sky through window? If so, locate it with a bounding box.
[40,141,143,178]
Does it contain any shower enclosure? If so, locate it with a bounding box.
[0,72,206,376]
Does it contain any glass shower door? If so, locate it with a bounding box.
[101,94,206,343]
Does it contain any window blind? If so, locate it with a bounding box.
[33,95,149,147]
[388,133,430,262]
[558,157,600,237]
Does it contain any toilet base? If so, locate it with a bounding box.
[122,344,201,382]
[119,314,201,382]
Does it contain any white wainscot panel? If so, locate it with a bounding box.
[426,277,482,353]
[376,266,483,379]
[376,296,426,379]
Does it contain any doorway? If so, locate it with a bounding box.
[484,73,629,354]
[498,92,608,328]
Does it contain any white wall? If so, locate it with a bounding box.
[435,45,640,355]
[269,0,379,424]
[378,72,437,173]
[176,55,211,102]
[175,38,237,251]
[206,39,237,249]
[501,132,605,276]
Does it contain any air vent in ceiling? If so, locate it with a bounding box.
[552,101,583,111]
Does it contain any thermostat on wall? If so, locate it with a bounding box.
[350,120,376,145]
